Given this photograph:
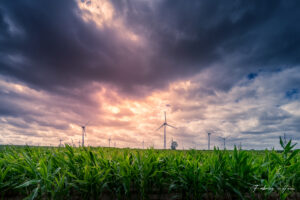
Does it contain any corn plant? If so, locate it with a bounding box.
[0,137,299,200]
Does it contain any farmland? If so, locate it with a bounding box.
[0,138,299,200]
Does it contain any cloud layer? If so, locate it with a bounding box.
[0,0,299,149]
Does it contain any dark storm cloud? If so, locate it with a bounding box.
[0,0,156,95]
[0,0,299,96]
[112,0,300,90]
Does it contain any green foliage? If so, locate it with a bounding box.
[0,138,299,199]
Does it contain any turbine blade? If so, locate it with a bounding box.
[156,124,164,131]
[164,112,166,122]
[166,124,177,129]
[85,120,91,126]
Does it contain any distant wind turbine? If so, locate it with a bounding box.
[156,111,177,149]
[59,138,62,147]
[218,136,229,150]
[108,137,111,148]
[80,121,90,147]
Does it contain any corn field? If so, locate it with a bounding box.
[0,137,299,200]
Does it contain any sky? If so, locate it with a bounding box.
[0,0,300,149]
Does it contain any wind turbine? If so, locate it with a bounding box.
[207,132,211,150]
[80,121,90,147]
[156,112,177,149]
[218,136,229,150]
[239,142,242,150]
[142,140,144,149]
[108,137,111,148]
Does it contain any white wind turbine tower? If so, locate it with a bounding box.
[156,111,177,149]
[108,137,111,148]
[80,121,90,147]
[142,140,144,149]
[207,132,211,150]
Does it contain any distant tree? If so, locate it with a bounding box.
[171,141,178,150]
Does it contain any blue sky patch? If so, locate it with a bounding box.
[285,88,298,99]
[247,73,258,80]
